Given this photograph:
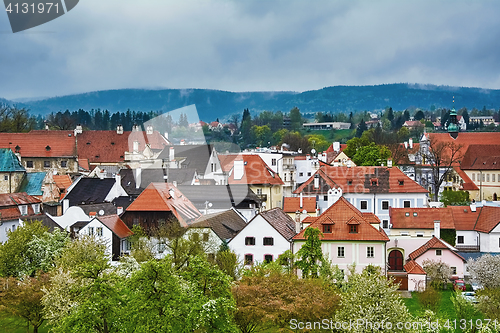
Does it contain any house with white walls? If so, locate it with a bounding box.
[292,197,389,275]
[293,165,429,228]
[228,208,296,265]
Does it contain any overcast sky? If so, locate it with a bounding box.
[1,0,500,100]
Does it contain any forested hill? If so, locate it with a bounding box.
[4,84,500,121]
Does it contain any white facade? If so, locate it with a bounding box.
[295,157,321,185]
[79,218,114,259]
[0,220,20,243]
[228,214,291,265]
[478,223,500,252]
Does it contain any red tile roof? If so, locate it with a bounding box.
[389,207,455,229]
[408,237,464,261]
[125,183,201,227]
[53,175,72,190]
[426,132,500,163]
[283,197,316,213]
[449,205,480,230]
[460,145,500,170]
[404,260,426,275]
[293,166,427,195]
[325,143,347,154]
[302,216,318,223]
[0,192,42,221]
[97,214,133,239]
[0,130,76,157]
[404,121,424,128]
[219,154,284,185]
[453,167,478,191]
[474,206,500,233]
[293,197,389,241]
[77,130,169,163]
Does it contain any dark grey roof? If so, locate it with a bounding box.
[64,178,116,206]
[260,208,297,241]
[158,145,213,174]
[457,252,500,261]
[77,202,119,216]
[112,196,135,211]
[119,168,196,196]
[71,221,90,228]
[176,185,261,210]
[189,209,247,241]
[21,214,64,232]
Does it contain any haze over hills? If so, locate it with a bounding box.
[3,84,500,121]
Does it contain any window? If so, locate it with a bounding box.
[382,201,389,210]
[347,180,353,185]
[61,160,67,168]
[44,160,50,168]
[493,174,496,182]
[472,173,475,181]
[19,205,27,215]
[416,233,424,237]
[307,172,311,176]
[158,243,166,253]
[264,254,273,263]
[32,204,40,214]
[323,225,331,233]
[263,237,274,246]
[371,180,378,186]
[458,236,464,244]
[413,212,418,217]
[404,201,411,208]
[436,249,442,256]
[337,246,345,258]
[451,267,457,275]
[96,227,103,236]
[398,180,404,186]
[88,227,94,235]
[244,254,253,265]
[350,225,358,233]
[191,233,199,241]
[211,163,216,172]
[487,174,490,182]
[299,172,303,177]
[203,233,209,241]
[26,161,33,168]
[360,201,367,210]
[323,195,328,201]
[482,174,485,182]
[271,158,276,166]
[245,237,255,246]
[405,212,410,217]
[367,247,374,258]
[3,175,8,181]
[382,220,388,229]
[256,189,262,195]
[133,218,139,226]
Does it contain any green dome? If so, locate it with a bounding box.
[447,123,458,133]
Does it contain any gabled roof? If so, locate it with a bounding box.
[293,197,389,242]
[78,202,119,216]
[453,167,478,191]
[0,148,25,172]
[460,145,500,170]
[176,185,261,210]
[77,130,169,163]
[64,178,117,206]
[259,208,297,241]
[97,214,133,239]
[125,183,201,227]
[158,145,213,173]
[449,205,480,230]
[283,197,316,213]
[219,154,284,185]
[189,209,247,241]
[426,132,500,160]
[403,121,424,128]
[408,237,464,262]
[0,192,42,221]
[404,260,426,275]
[294,166,427,195]
[474,206,500,233]
[389,207,455,229]
[119,168,197,195]
[18,172,46,196]
[53,175,72,191]
[0,130,77,157]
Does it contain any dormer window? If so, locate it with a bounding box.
[323,224,332,233]
[349,225,358,233]
[19,205,27,216]
[398,180,405,186]
[370,178,378,186]
[32,204,40,214]
[15,145,20,153]
[45,145,51,151]
[347,180,353,185]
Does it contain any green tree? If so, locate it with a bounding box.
[295,227,324,278]
[289,107,302,131]
[414,110,425,120]
[355,119,367,137]
[351,142,391,166]
[440,190,470,207]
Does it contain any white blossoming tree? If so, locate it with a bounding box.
[467,254,500,289]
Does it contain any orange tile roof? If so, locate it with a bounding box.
[453,167,478,191]
[283,197,316,213]
[53,175,72,190]
[302,216,318,223]
[77,130,169,163]
[125,183,201,227]
[325,143,347,154]
[0,130,76,157]
[97,214,133,239]
[294,166,427,195]
[293,197,389,242]
[0,192,43,221]
[408,237,464,261]
[474,206,500,233]
[460,145,500,170]
[404,260,426,275]
[390,207,455,229]
[219,154,284,185]
[78,158,90,171]
[449,205,480,230]
[426,132,500,163]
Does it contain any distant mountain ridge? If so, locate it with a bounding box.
[3,84,500,121]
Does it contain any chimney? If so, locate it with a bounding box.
[62,199,69,214]
[347,160,351,168]
[314,174,319,189]
[133,140,139,152]
[404,141,408,149]
[164,132,169,140]
[89,212,97,218]
[117,125,123,134]
[306,154,310,160]
[434,220,440,239]
[134,168,142,189]
[300,192,303,208]
[295,221,301,234]
[409,138,413,149]
[146,125,153,135]
[75,124,83,135]
[234,160,244,180]
[117,206,123,215]
[115,173,121,188]
[172,180,177,187]
[169,146,175,161]
[470,202,476,212]
[333,161,339,167]
[169,188,175,199]
[132,124,140,131]
[333,142,340,152]
[387,158,393,168]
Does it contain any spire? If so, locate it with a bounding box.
[447,96,458,138]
